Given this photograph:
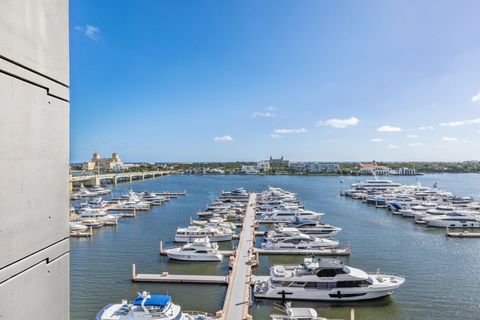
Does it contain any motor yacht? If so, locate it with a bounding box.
[271,222,341,238]
[260,209,323,222]
[424,212,480,228]
[69,221,88,232]
[96,291,214,320]
[253,257,405,301]
[165,237,223,261]
[175,225,233,242]
[262,234,339,250]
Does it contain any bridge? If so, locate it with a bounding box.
[69,170,173,191]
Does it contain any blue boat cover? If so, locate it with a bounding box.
[133,295,171,307]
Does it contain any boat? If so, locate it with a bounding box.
[96,291,214,320]
[69,221,88,232]
[262,235,339,250]
[164,237,223,261]
[253,257,405,301]
[90,186,112,195]
[174,225,233,242]
[273,221,341,238]
[424,212,480,228]
[270,302,329,320]
[260,209,323,223]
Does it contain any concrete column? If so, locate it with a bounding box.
[0,1,70,319]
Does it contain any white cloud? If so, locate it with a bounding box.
[388,144,399,149]
[75,24,101,41]
[270,133,282,139]
[442,137,458,142]
[409,142,423,147]
[406,134,418,138]
[251,111,275,118]
[472,92,480,103]
[371,138,383,143]
[440,121,465,127]
[377,125,402,132]
[213,135,234,142]
[466,118,480,124]
[419,126,435,130]
[273,128,307,134]
[316,117,359,129]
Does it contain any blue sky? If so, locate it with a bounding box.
[70,0,480,163]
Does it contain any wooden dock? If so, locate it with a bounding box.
[446,227,480,238]
[221,193,257,320]
[132,265,228,284]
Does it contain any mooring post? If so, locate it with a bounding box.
[159,240,163,254]
[132,264,136,280]
[89,226,93,237]
[351,308,355,320]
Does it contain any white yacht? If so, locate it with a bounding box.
[262,234,339,250]
[75,208,117,223]
[424,212,480,228]
[260,209,323,222]
[350,179,401,191]
[270,222,341,238]
[253,257,404,301]
[165,237,223,261]
[174,226,233,242]
[270,303,329,320]
[399,205,428,218]
[96,291,214,320]
[90,186,112,195]
[69,221,88,232]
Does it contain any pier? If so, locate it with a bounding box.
[222,193,257,320]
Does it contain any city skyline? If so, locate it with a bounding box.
[71,0,480,163]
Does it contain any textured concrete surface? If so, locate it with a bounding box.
[0,1,70,319]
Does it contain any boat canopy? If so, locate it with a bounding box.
[133,295,171,307]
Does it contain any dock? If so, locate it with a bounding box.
[221,193,257,320]
[131,264,229,284]
[446,227,480,238]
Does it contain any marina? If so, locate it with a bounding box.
[71,174,480,320]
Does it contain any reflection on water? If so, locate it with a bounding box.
[71,174,480,320]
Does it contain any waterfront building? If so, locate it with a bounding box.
[83,152,124,172]
[241,165,259,174]
[256,160,271,172]
[397,167,416,175]
[358,163,392,175]
[269,156,289,166]
[289,162,341,174]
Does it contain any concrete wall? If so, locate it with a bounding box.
[0,1,70,319]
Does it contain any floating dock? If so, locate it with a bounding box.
[221,193,257,320]
[446,227,480,238]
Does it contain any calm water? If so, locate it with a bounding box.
[71,174,480,320]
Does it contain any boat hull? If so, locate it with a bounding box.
[174,235,232,242]
[165,251,223,261]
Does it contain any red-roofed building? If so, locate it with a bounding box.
[358,163,392,175]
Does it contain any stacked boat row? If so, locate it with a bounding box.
[164,187,249,261]
[69,187,184,235]
[252,187,405,303]
[257,187,342,251]
[341,178,480,228]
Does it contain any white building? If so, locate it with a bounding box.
[358,163,393,175]
[256,161,271,172]
[241,165,259,174]
[397,167,416,175]
[289,162,341,173]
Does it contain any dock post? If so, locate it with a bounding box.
[160,241,163,254]
[132,264,136,280]
[89,226,93,237]
[255,251,259,266]
[351,308,355,320]
[190,216,192,225]
[134,208,136,217]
